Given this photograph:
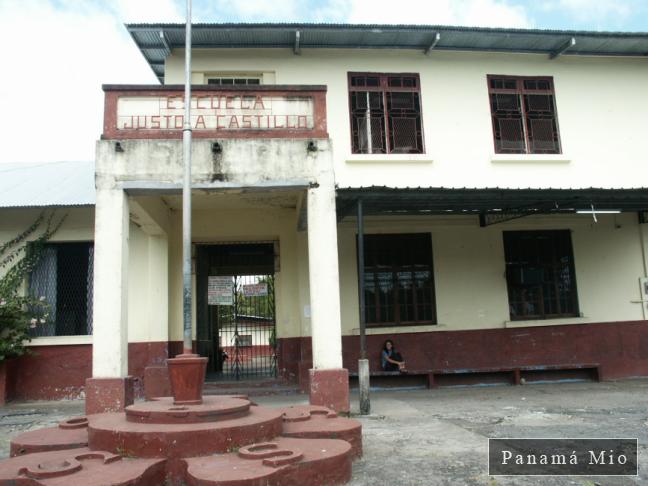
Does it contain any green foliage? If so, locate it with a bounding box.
[0,211,65,361]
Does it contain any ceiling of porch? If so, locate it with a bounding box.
[161,189,302,211]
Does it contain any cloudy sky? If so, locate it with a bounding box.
[0,0,646,163]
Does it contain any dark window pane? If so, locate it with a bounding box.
[349,73,423,154]
[524,94,560,153]
[497,118,525,151]
[28,243,93,336]
[504,231,578,320]
[360,234,436,325]
[489,76,561,154]
[386,91,423,154]
[494,93,519,111]
[350,91,386,154]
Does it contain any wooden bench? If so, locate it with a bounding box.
[349,369,436,388]
[350,363,601,389]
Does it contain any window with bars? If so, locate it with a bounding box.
[488,76,562,154]
[207,77,261,85]
[28,242,94,336]
[503,230,579,320]
[348,73,424,154]
[361,233,436,326]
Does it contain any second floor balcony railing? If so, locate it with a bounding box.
[102,84,328,140]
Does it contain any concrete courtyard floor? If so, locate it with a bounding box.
[2,379,648,485]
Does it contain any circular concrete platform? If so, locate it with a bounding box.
[279,405,363,458]
[185,436,353,485]
[0,448,166,484]
[10,417,90,457]
[126,396,251,424]
[88,405,284,458]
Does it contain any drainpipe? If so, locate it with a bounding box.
[182,0,193,354]
[357,199,371,415]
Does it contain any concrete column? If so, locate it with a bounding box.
[86,188,133,414]
[307,168,349,413]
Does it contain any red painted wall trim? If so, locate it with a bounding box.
[102,85,328,140]
[278,320,648,387]
[9,321,648,401]
[6,342,170,402]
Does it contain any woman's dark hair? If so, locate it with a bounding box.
[382,339,395,352]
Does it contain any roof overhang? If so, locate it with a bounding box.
[126,23,648,83]
[336,187,648,226]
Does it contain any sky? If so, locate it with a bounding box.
[0,0,646,164]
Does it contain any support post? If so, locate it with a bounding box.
[86,188,134,414]
[307,165,349,413]
[357,199,370,415]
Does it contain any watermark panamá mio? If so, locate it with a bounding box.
[488,438,638,476]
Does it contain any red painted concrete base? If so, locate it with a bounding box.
[85,377,135,415]
[8,402,362,485]
[10,417,90,457]
[186,436,352,485]
[88,401,284,458]
[7,355,362,484]
[0,448,166,484]
[279,405,363,458]
[144,365,171,400]
[309,368,350,414]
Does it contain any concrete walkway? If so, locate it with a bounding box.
[2,379,648,485]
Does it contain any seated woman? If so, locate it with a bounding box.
[381,339,407,372]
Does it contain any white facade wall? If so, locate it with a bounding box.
[164,48,648,337]
[165,48,648,190]
[338,213,648,336]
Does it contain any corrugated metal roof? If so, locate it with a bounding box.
[126,23,648,82]
[0,161,95,208]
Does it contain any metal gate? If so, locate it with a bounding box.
[196,243,277,381]
[215,274,276,380]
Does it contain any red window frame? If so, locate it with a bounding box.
[348,72,425,154]
[487,75,562,155]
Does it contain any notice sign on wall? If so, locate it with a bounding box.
[208,276,234,306]
[116,94,315,131]
[242,283,268,297]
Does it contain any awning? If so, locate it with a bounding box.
[336,187,648,226]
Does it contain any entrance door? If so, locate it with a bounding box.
[196,243,277,381]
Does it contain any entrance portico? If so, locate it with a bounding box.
[86,84,349,414]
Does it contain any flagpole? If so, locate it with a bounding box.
[182,0,193,355]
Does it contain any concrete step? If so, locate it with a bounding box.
[203,381,302,397]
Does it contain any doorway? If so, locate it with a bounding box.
[196,242,277,381]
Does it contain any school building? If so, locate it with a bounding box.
[2,24,648,412]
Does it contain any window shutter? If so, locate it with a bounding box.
[524,94,560,153]
[491,92,525,153]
